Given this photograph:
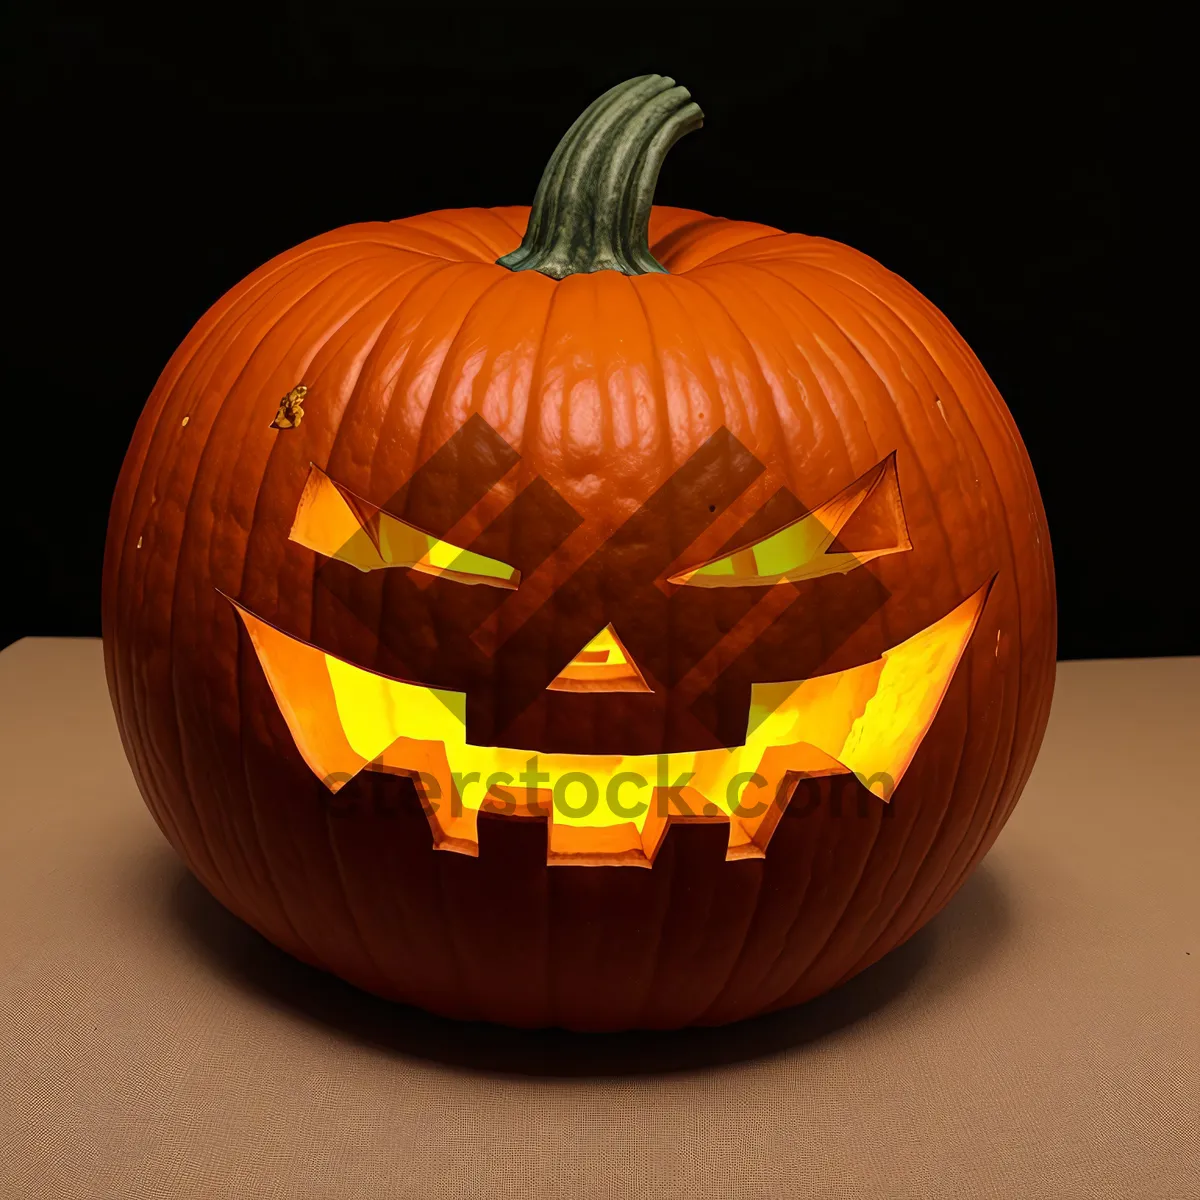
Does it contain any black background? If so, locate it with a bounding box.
[2,5,1171,658]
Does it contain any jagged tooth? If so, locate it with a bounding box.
[322,763,369,795]
[634,786,728,865]
[550,824,652,867]
[432,834,480,858]
[725,836,767,861]
[677,785,725,820]
[726,744,848,859]
[481,783,552,820]
[542,787,649,866]
[374,740,479,855]
[428,780,480,857]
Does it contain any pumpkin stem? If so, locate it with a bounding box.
[497,75,703,280]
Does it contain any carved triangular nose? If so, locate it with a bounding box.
[546,624,652,693]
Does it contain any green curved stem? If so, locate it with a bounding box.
[497,75,703,280]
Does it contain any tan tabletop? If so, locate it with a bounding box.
[1,638,1196,1199]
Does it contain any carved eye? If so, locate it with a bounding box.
[289,464,520,588]
[669,453,911,588]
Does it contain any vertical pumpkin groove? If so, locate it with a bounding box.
[784,277,994,980]
[201,262,411,930]
[825,284,1034,945]
[204,261,396,950]
[112,254,332,850]
[234,634,325,964]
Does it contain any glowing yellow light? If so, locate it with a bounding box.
[230,580,988,866]
[325,654,465,761]
[288,464,518,586]
[670,454,911,587]
[546,624,651,692]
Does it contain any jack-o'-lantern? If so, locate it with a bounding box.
[103,75,1055,1031]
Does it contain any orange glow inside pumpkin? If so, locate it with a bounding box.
[668,453,911,587]
[230,579,988,866]
[288,464,520,588]
[545,625,653,693]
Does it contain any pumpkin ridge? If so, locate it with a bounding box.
[154,255,384,904]
[707,258,986,996]
[809,277,1029,939]
[393,209,513,262]
[733,258,870,485]
[214,257,422,916]
[663,225,792,273]
[678,272,797,475]
[758,265,984,927]
[795,258,1049,892]
[461,205,529,253]
[233,630,327,965]
[321,257,476,504]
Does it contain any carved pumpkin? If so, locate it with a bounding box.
[103,75,1055,1031]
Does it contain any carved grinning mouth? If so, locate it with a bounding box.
[230,578,991,868]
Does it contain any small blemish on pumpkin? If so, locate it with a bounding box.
[136,536,143,549]
[709,505,716,512]
[181,415,190,427]
[272,385,308,430]
[936,398,948,425]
